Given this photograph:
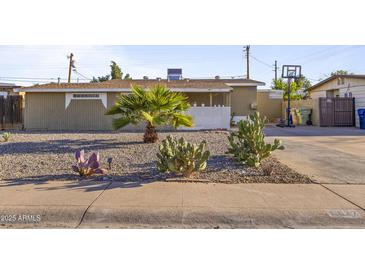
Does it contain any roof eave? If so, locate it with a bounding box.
[225,82,265,87]
[19,87,232,93]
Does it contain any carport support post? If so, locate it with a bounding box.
[287,78,291,127]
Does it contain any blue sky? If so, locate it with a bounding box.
[0,45,364,87]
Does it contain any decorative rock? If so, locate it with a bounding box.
[0,131,313,184]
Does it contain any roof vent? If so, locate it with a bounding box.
[167,68,182,80]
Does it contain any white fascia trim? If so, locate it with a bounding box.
[21,88,232,93]
[225,83,265,87]
[170,88,231,93]
[21,88,131,93]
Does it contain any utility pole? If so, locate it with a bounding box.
[67,53,75,83]
[274,60,278,81]
[244,45,250,79]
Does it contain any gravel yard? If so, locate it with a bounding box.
[0,131,313,184]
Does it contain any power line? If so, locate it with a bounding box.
[73,69,92,80]
[290,46,339,61]
[300,45,364,65]
[0,76,64,80]
[250,55,273,69]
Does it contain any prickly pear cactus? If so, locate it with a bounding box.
[227,112,284,167]
[157,135,210,177]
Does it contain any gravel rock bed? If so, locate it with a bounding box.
[0,131,313,184]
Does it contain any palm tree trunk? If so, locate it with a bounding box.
[144,122,158,143]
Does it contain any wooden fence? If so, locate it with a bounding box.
[319,97,355,127]
[0,95,23,130]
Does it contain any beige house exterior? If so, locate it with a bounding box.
[18,78,265,131]
[257,89,283,122]
[306,75,365,127]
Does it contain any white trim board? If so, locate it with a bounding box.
[19,88,232,93]
[225,83,265,87]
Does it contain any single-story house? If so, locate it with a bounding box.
[0,82,22,97]
[17,78,266,131]
[306,74,365,127]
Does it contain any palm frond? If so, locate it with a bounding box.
[106,84,193,130]
[171,113,194,128]
[112,117,132,129]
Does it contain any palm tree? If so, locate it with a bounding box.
[106,85,193,143]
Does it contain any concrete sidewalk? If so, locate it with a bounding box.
[0,180,364,228]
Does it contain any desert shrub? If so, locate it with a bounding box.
[262,164,273,176]
[156,135,210,177]
[227,112,284,167]
[2,132,12,142]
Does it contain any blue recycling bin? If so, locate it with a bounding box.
[358,109,365,129]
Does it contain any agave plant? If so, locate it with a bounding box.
[72,150,108,177]
[2,132,12,142]
[106,85,193,143]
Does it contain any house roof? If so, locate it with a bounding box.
[0,82,21,88]
[19,78,265,93]
[305,74,365,92]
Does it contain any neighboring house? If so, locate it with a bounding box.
[306,74,365,127]
[257,89,283,122]
[17,78,265,131]
[0,82,21,97]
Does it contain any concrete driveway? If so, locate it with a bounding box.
[265,126,365,185]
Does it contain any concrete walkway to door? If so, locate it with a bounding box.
[265,126,365,185]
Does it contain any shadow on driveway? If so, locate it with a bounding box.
[264,126,365,137]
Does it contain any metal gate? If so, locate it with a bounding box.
[0,95,23,129]
[319,97,355,127]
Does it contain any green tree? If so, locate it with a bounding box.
[110,61,122,79]
[106,85,193,143]
[91,75,110,82]
[124,73,132,80]
[271,76,311,100]
[331,70,350,76]
[91,61,132,82]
